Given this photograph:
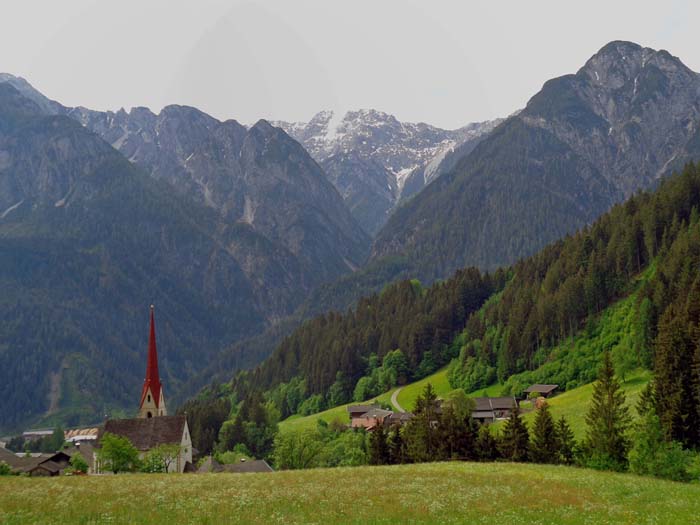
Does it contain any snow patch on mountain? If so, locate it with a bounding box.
[275,109,499,193]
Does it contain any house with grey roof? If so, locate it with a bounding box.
[523,384,559,398]
[96,415,192,473]
[471,397,519,423]
[0,447,72,476]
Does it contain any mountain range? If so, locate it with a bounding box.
[2,40,700,432]
[0,79,371,430]
[274,110,500,234]
[371,41,700,278]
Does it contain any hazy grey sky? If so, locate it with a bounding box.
[2,0,697,128]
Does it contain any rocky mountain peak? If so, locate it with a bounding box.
[0,73,63,115]
[579,41,694,91]
[273,108,500,234]
[0,82,44,117]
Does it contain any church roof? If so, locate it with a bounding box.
[140,306,163,409]
[100,416,187,451]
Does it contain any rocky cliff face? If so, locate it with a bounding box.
[275,110,500,234]
[371,41,700,277]
[523,40,700,197]
[63,102,370,314]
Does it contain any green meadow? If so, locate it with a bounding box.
[2,462,699,524]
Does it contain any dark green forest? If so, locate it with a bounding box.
[446,162,700,453]
[234,267,504,419]
[185,163,700,463]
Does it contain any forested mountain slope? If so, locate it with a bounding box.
[0,83,271,430]
[445,162,700,448]
[0,77,374,431]
[193,161,700,454]
[232,268,504,419]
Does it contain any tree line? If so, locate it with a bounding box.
[274,351,697,482]
[230,267,503,422]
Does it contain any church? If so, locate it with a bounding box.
[95,306,193,473]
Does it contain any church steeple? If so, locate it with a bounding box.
[138,305,167,418]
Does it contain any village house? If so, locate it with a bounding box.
[523,384,559,399]
[347,404,381,420]
[471,397,519,424]
[347,405,414,431]
[21,429,54,443]
[386,412,413,426]
[350,407,394,431]
[0,447,73,476]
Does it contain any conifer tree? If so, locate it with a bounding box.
[584,351,631,471]
[530,404,558,463]
[441,390,478,460]
[555,417,576,465]
[387,426,405,464]
[404,383,440,462]
[499,405,530,462]
[475,425,499,461]
[654,305,697,446]
[369,423,389,465]
[694,345,700,432]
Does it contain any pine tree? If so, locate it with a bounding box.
[499,405,530,462]
[387,426,405,464]
[404,383,440,462]
[475,425,499,461]
[694,345,700,434]
[438,402,477,460]
[555,417,576,465]
[530,404,558,463]
[654,305,697,446]
[688,279,700,444]
[584,351,631,471]
[369,423,390,465]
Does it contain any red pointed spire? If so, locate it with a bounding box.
[140,305,163,409]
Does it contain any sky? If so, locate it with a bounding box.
[1,0,698,129]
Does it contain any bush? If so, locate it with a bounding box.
[69,453,89,474]
[217,443,251,465]
[629,409,692,482]
[353,375,381,402]
[298,394,325,416]
[98,433,141,474]
[0,461,11,476]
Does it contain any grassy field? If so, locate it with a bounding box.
[2,462,699,524]
[278,387,397,434]
[278,367,456,434]
[394,367,451,411]
[515,369,651,439]
[276,366,651,439]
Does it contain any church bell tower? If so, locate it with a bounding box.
[138,305,167,418]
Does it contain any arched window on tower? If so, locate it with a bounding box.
[147,411,153,418]
[147,394,151,403]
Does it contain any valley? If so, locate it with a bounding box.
[1,21,700,524]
